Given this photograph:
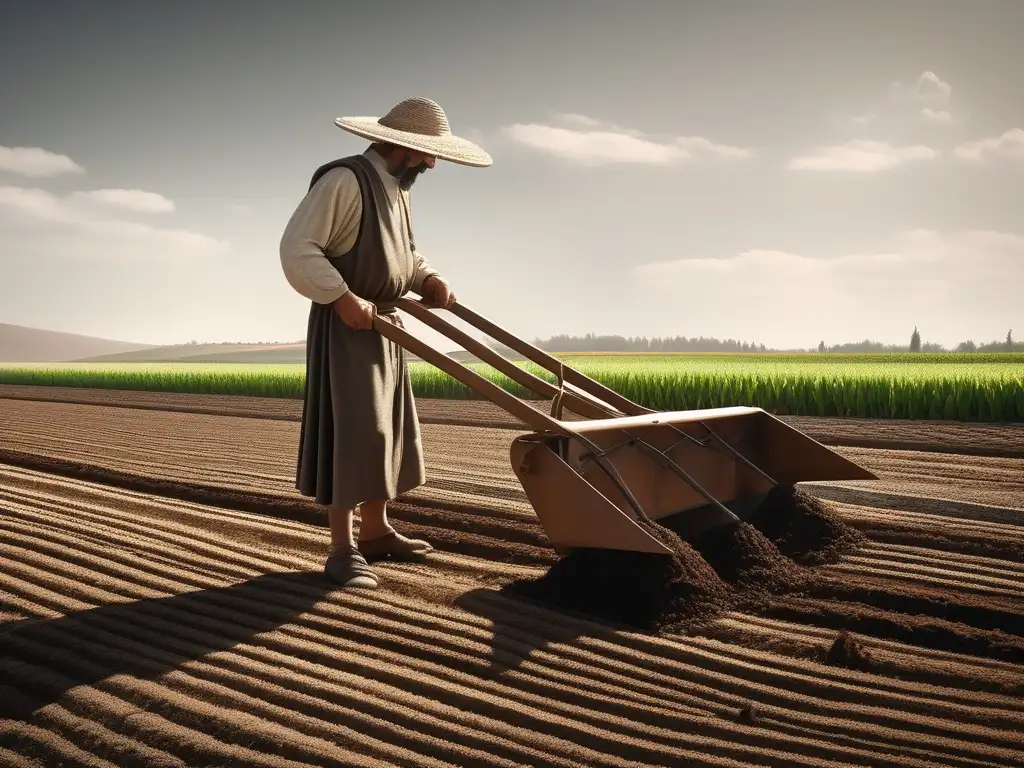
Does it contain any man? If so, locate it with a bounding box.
[279,97,492,588]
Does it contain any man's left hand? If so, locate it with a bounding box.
[422,275,456,309]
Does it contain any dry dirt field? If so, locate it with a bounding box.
[1,387,1023,767]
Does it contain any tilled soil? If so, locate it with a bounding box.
[3,383,1024,457]
[2,464,1024,767]
[2,395,1024,765]
[2,397,1021,515]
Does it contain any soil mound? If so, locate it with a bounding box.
[825,629,874,670]
[504,520,732,632]
[748,485,864,565]
[691,521,804,590]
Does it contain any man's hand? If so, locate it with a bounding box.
[421,275,456,309]
[331,290,376,330]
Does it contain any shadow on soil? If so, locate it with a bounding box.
[454,586,629,676]
[0,571,333,720]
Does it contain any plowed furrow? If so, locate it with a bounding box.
[4,460,1019,675]
[0,746,46,768]
[3,567,1012,768]
[756,596,1022,664]
[23,703,188,768]
[8,505,1024,765]
[6,601,684,768]
[2,658,334,768]
[824,559,1024,599]
[2,561,1015,768]
[699,616,1024,698]
[0,523,983,727]
[6,448,1024,680]
[5,386,1024,457]
[6,397,1024,514]
[853,545,1024,580]
[0,558,859,768]
[0,449,556,565]
[4,396,1024,766]
[0,719,120,768]
[0,501,1007,729]
[3,629,498,768]
[9,445,1023,654]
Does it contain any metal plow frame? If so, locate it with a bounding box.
[373,298,877,556]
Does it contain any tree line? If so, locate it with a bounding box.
[484,328,1022,354]
[816,328,1020,354]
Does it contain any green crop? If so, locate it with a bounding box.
[1,354,1021,422]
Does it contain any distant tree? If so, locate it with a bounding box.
[1007,329,1014,351]
[909,326,921,352]
[956,340,977,353]
[818,340,826,353]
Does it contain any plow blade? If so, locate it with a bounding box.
[511,407,877,551]
[373,297,878,556]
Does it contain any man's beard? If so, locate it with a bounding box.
[392,154,429,190]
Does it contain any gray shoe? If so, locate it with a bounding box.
[324,546,378,588]
[358,530,434,562]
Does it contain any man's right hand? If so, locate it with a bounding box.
[332,290,376,330]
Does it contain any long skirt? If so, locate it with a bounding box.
[295,303,426,510]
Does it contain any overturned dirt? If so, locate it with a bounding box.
[749,485,867,565]
[504,520,733,632]
[826,629,875,671]
[689,520,805,590]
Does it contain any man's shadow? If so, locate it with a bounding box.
[452,582,637,677]
[1,571,334,720]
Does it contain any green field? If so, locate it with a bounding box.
[1,354,1022,422]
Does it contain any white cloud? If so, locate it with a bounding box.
[0,145,85,178]
[0,185,229,260]
[70,188,176,213]
[672,136,752,159]
[921,108,952,124]
[553,113,605,129]
[632,230,1024,347]
[913,71,953,106]
[886,71,958,124]
[788,140,938,172]
[890,71,953,107]
[953,128,1024,161]
[502,114,751,166]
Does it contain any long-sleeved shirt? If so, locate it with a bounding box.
[279,148,439,305]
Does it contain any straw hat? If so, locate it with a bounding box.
[334,97,492,167]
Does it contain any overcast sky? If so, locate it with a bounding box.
[1,0,1021,350]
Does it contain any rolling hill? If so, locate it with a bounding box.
[1,324,522,365]
[75,342,500,365]
[0,324,155,363]
[75,342,309,364]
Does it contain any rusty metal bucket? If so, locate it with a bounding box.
[373,298,877,556]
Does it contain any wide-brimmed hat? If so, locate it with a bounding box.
[334,97,492,167]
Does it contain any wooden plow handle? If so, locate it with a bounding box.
[371,304,564,434]
[445,301,651,417]
[372,297,651,428]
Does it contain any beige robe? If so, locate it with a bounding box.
[279,150,435,509]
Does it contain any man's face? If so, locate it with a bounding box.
[389,148,435,190]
